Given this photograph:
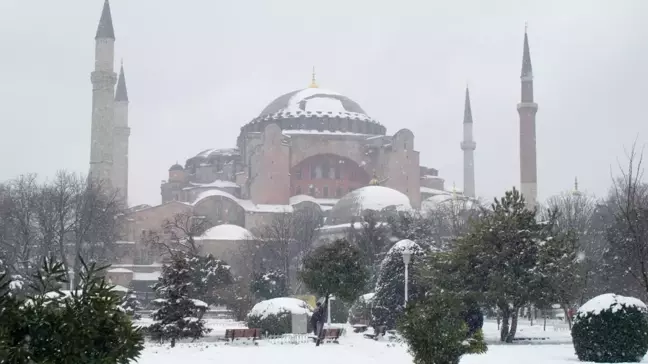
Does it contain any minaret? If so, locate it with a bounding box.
[89,0,117,184]
[460,86,476,198]
[113,61,130,204]
[518,26,539,209]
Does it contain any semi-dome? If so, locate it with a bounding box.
[328,186,412,223]
[259,88,368,117]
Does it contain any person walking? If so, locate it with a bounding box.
[312,301,327,346]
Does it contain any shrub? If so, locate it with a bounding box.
[572,293,648,363]
[399,292,487,364]
[250,270,288,300]
[349,293,374,325]
[246,297,313,335]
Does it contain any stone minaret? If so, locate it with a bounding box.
[460,86,476,198]
[113,62,130,204]
[89,0,117,184]
[518,28,538,209]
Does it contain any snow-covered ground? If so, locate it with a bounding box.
[135,318,647,363]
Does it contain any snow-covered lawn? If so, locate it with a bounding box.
[135,319,646,364]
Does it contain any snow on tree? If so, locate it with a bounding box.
[0,257,144,362]
[346,210,392,286]
[433,188,552,342]
[299,238,368,305]
[372,239,425,329]
[250,269,288,300]
[187,254,233,306]
[148,252,211,347]
[120,289,143,320]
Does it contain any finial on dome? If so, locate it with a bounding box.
[309,66,318,88]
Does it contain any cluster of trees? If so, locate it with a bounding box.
[0,171,124,289]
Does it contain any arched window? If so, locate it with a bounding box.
[315,165,323,179]
[322,160,330,179]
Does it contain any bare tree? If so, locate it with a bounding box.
[604,141,648,300]
[142,212,212,257]
[0,171,125,287]
[252,209,322,292]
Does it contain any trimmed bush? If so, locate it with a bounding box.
[246,297,313,335]
[572,293,648,363]
[399,292,487,364]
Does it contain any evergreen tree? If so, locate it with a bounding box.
[250,269,288,300]
[120,290,143,320]
[299,238,368,306]
[399,292,487,364]
[188,254,233,306]
[372,239,425,329]
[148,252,210,347]
[0,257,144,363]
[433,188,548,342]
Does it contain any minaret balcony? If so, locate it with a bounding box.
[517,102,538,111]
[460,141,476,150]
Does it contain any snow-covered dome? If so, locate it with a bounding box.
[248,297,313,319]
[328,186,412,223]
[260,88,368,117]
[196,224,254,241]
[421,193,477,212]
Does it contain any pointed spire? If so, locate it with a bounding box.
[463,86,473,124]
[309,66,318,88]
[115,61,128,102]
[95,0,115,40]
[521,24,533,79]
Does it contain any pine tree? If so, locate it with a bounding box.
[434,188,547,342]
[148,252,211,347]
[121,290,143,320]
[372,239,425,329]
[187,254,233,306]
[250,269,288,300]
[347,211,392,286]
[0,257,144,363]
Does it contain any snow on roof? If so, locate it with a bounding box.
[193,188,293,213]
[112,284,129,292]
[195,148,240,159]
[115,240,136,245]
[360,293,375,303]
[133,271,161,281]
[184,180,240,190]
[420,187,450,195]
[576,293,647,320]
[107,268,134,274]
[283,130,369,137]
[318,221,388,233]
[248,297,313,319]
[329,186,412,221]
[196,224,255,241]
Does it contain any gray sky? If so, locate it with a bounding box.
[0,0,646,207]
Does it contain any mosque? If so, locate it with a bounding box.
[89,1,538,297]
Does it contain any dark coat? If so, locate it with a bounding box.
[464,307,484,336]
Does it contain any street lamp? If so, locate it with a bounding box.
[327,295,336,328]
[402,248,412,307]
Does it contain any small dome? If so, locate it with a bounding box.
[196,224,254,241]
[328,186,412,223]
[169,163,184,171]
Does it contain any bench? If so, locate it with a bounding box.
[224,328,262,345]
[363,325,387,340]
[353,324,369,333]
[311,328,343,344]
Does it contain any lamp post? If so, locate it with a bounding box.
[402,248,412,307]
[327,295,336,328]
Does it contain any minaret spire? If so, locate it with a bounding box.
[89,0,117,186]
[115,62,129,102]
[309,66,318,88]
[460,85,476,198]
[95,0,115,40]
[518,26,539,209]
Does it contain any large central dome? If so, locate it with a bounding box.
[237,86,387,148]
[259,88,368,117]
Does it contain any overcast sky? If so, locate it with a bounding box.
[0,0,646,207]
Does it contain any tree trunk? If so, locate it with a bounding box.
[562,304,572,329]
[499,308,510,342]
[505,307,519,343]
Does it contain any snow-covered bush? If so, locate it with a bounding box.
[372,239,425,329]
[246,297,312,335]
[399,292,487,364]
[572,293,648,363]
[250,270,288,300]
[120,290,143,320]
